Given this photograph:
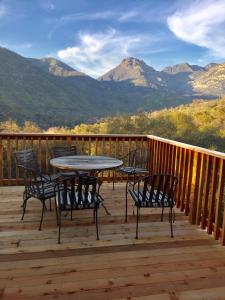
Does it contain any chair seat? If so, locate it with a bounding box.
[129,189,173,208]
[56,191,100,210]
[119,166,149,175]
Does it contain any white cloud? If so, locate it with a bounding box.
[52,10,138,25]
[57,29,143,77]
[167,0,225,57]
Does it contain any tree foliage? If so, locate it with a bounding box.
[1,98,225,152]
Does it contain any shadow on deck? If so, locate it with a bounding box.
[0,183,225,300]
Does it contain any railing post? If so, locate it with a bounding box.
[66,136,72,149]
[6,137,11,186]
[214,159,225,240]
[0,137,3,186]
[201,155,212,229]
[207,157,218,234]
[185,150,194,216]
[189,152,201,224]
[221,208,225,246]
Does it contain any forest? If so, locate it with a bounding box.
[1,97,225,152]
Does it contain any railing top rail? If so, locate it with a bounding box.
[0,132,224,159]
[147,135,225,159]
[0,133,147,139]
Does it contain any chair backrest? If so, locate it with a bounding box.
[57,175,98,210]
[19,165,43,197]
[133,148,149,169]
[126,148,149,169]
[14,149,39,173]
[142,174,178,205]
[51,145,77,158]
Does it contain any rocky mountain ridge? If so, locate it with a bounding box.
[99,57,225,96]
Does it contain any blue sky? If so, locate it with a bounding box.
[0,0,225,77]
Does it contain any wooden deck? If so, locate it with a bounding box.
[0,184,225,300]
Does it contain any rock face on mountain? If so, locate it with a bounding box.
[99,57,166,88]
[162,63,204,74]
[0,46,224,128]
[29,57,87,77]
[192,63,225,96]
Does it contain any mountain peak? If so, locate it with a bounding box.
[163,63,204,74]
[98,57,161,87]
[121,57,145,66]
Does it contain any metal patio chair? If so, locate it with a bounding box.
[50,145,78,158]
[14,148,59,213]
[18,165,61,230]
[129,174,178,239]
[54,174,102,243]
[113,148,150,222]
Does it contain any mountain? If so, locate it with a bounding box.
[29,57,87,77]
[0,46,224,128]
[100,59,225,97]
[0,47,143,127]
[0,48,190,127]
[162,63,204,74]
[192,63,225,96]
[99,57,167,88]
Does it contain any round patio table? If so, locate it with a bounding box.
[50,155,123,173]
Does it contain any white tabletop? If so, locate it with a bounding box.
[50,155,123,171]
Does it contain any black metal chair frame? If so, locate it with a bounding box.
[19,165,61,230]
[14,149,59,213]
[113,149,150,222]
[54,175,102,244]
[128,174,178,239]
[50,145,78,158]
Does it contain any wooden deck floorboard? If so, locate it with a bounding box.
[0,184,225,300]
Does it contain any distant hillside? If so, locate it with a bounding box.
[2,97,225,151]
[68,98,225,151]
[0,47,224,127]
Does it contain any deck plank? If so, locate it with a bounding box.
[0,184,225,299]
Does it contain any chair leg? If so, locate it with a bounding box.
[112,171,115,191]
[55,199,59,226]
[169,207,174,238]
[125,180,129,223]
[58,208,62,244]
[95,208,99,240]
[136,206,140,239]
[21,197,28,221]
[39,201,45,231]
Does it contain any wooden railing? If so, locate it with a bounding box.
[0,133,148,185]
[0,133,225,246]
[148,135,225,245]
